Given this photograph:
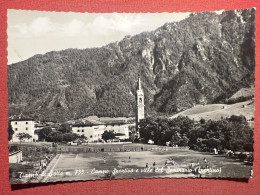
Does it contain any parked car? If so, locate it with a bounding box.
[67,142,78,146]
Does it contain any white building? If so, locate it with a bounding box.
[72,122,130,142]
[72,124,105,142]
[10,119,37,142]
[104,123,130,140]
[9,151,23,163]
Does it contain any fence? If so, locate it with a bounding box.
[10,143,189,154]
[56,144,189,153]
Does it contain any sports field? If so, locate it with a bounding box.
[39,148,252,182]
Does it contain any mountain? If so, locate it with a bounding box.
[8,8,256,122]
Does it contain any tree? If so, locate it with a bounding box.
[80,134,87,139]
[58,123,71,133]
[200,118,206,124]
[171,131,189,146]
[179,134,189,146]
[153,118,168,145]
[8,122,14,141]
[138,118,154,142]
[138,114,253,153]
[171,131,181,146]
[63,133,80,142]
[47,131,63,142]
[102,130,115,142]
[16,133,32,144]
[39,127,52,141]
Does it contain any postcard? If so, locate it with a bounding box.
[7,8,255,184]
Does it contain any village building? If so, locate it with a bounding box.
[10,119,37,142]
[72,124,105,142]
[9,150,23,163]
[72,122,131,142]
[103,122,131,140]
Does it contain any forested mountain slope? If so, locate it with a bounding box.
[8,9,255,122]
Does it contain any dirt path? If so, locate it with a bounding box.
[38,154,61,182]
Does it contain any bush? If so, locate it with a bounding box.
[244,144,254,152]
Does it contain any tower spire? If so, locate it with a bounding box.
[136,74,145,138]
[138,76,142,90]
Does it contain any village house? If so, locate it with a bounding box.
[72,124,105,142]
[9,150,23,163]
[10,119,38,142]
[103,122,131,140]
[72,122,131,142]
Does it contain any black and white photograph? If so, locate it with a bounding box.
[7,8,255,184]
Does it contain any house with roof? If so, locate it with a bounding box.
[10,119,37,142]
[72,121,131,142]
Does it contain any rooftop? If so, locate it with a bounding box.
[10,118,34,121]
[72,122,129,127]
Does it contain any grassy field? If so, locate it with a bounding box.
[171,100,254,122]
[229,87,254,100]
[39,148,252,183]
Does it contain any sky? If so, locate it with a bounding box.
[7,10,192,64]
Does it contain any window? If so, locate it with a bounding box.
[25,122,28,124]
[82,130,84,132]
[15,122,17,125]
[77,130,80,132]
[90,135,93,138]
[26,127,28,130]
[15,128,18,131]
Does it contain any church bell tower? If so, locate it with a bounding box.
[136,77,145,125]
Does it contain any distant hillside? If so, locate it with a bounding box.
[229,87,254,99]
[171,100,254,121]
[8,9,255,122]
[226,87,255,104]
